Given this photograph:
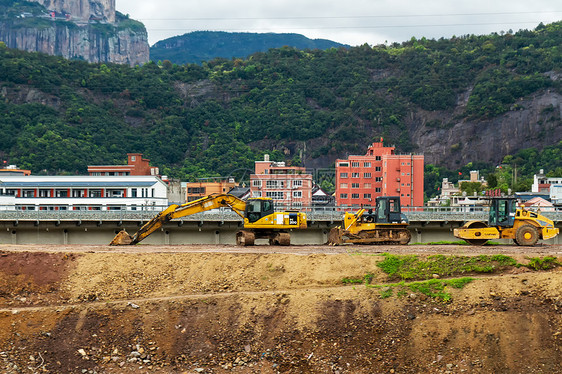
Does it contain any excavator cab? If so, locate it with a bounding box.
[488,198,516,227]
[245,198,275,223]
[375,196,408,224]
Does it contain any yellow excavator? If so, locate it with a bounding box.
[110,193,307,246]
[454,197,559,246]
[327,196,411,245]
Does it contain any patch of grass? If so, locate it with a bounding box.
[380,288,393,298]
[376,253,519,280]
[525,256,560,270]
[342,272,374,285]
[370,277,475,302]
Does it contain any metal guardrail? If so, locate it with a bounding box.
[0,206,561,222]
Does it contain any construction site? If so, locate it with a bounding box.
[0,242,561,374]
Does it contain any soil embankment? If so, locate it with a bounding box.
[0,244,561,373]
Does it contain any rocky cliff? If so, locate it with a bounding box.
[409,88,562,169]
[34,0,115,23]
[0,1,148,66]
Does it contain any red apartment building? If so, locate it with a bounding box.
[335,141,424,207]
[250,155,313,208]
[88,153,160,177]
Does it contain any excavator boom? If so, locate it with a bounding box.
[110,194,247,245]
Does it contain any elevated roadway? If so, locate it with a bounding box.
[0,207,560,245]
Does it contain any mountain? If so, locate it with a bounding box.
[150,31,349,65]
[0,0,148,66]
[0,21,561,194]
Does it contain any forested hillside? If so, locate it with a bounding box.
[0,21,561,197]
[150,31,349,65]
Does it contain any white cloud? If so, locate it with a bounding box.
[116,0,562,46]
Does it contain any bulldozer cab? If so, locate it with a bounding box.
[488,198,516,227]
[375,196,403,223]
[245,198,275,223]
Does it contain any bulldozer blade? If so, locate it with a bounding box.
[327,227,344,245]
[110,230,134,246]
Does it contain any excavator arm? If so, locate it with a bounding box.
[110,194,247,245]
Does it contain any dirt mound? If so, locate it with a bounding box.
[0,245,561,373]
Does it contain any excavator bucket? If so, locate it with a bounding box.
[327,227,344,245]
[110,230,134,246]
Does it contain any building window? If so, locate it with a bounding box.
[375,187,381,192]
[252,191,262,197]
[6,189,17,196]
[131,156,136,161]
[188,187,206,194]
[340,183,348,188]
[39,189,51,197]
[351,162,360,168]
[340,193,348,199]
[364,162,371,167]
[364,193,372,199]
[293,180,303,188]
[375,156,381,161]
[376,177,383,182]
[364,183,372,188]
[266,191,284,200]
[351,183,360,188]
[351,193,359,199]
[89,189,102,198]
[339,162,349,167]
[22,190,34,198]
[252,180,262,187]
[375,167,381,172]
[91,172,101,176]
[266,180,284,189]
[72,190,84,198]
[293,191,302,198]
[131,188,137,197]
[55,190,68,197]
[364,173,371,178]
[351,173,359,178]
[340,173,348,178]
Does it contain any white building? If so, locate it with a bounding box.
[0,175,168,211]
[532,169,562,193]
[551,185,562,205]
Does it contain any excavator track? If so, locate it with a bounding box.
[236,230,255,246]
[328,227,411,245]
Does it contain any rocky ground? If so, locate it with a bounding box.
[0,243,561,374]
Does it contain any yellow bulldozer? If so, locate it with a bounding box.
[110,193,307,246]
[453,197,559,246]
[327,196,411,245]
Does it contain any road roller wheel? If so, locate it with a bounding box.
[515,225,538,246]
[463,221,489,246]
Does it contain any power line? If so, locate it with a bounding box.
[146,21,550,32]
[137,10,562,21]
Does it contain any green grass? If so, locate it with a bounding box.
[375,253,518,280]
[526,256,561,270]
[342,253,560,302]
[370,277,476,302]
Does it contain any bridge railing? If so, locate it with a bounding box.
[0,205,560,222]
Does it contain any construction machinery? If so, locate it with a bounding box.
[327,196,411,245]
[453,197,559,246]
[110,193,307,246]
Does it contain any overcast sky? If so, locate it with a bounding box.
[116,0,561,47]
